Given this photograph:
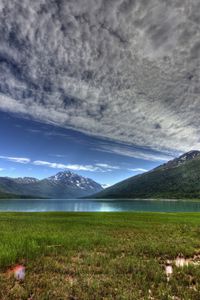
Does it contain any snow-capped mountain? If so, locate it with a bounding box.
[47,170,102,191]
[12,177,39,184]
[101,183,111,189]
[156,150,200,171]
[0,171,103,199]
[177,150,200,162]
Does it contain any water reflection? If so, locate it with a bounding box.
[0,199,200,212]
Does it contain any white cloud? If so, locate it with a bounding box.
[128,168,148,173]
[95,163,120,170]
[101,183,111,189]
[32,160,119,172]
[33,160,66,168]
[0,1,200,153]
[0,168,4,171]
[95,143,174,162]
[32,160,98,171]
[0,156,30,164]
[0,153,121,172]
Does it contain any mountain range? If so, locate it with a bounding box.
[1,150,200,200]
[0,171,103,199]
[92,150,200,199]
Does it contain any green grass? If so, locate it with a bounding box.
[0,212,200,299]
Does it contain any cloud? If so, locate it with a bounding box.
[128,168,148,172]
[0,153,121,172]
[95,163,120,170]
[33,160,119,172]
[94,142,175,162]
[0,155,30,164]
[0,168,4,171]
[0,1,200,153]
[101,183,111,189]
[33,160,99,171]
[50,154,68,158]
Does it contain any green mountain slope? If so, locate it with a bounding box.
[0,190,36,199]
[92,151,200,199]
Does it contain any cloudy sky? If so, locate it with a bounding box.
[0,0,199,184]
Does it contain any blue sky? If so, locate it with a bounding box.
[0,111,175,185]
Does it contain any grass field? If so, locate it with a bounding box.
[0,212,199,299]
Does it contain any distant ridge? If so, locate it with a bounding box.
[91,150,200,199]
[0,190,39,199]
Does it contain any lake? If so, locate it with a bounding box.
[0,199,200,212]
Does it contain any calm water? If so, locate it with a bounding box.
[0,199,200,212]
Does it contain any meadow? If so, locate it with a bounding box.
[0,212,199,299]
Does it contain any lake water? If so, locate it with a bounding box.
[0,199,200,212]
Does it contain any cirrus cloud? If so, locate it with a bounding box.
[0,0,199,154]
[33,160,100,172]
[0,154,121,172]
[128,168,148,173]
[0,155,30,164]
[32,160,120,172]
[95,163,120,170]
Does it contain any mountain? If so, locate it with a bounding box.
[101,184,111,189]
[0,188,40,199]
[91,150,200,199]
[154,150,200,171]
[12,177,39,184]
[0,171,103,199]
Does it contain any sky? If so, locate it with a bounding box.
[0,0,199,185]
[0,110,174,185]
